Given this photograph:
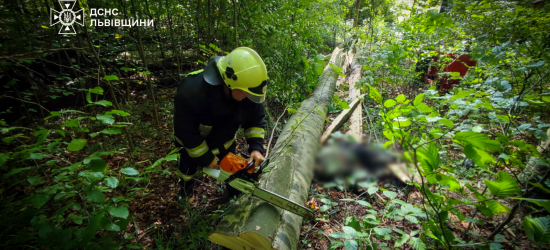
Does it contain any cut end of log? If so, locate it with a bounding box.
[388,162,420,184]
[209,232,277,250]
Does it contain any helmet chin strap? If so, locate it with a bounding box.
[223,84,237,102]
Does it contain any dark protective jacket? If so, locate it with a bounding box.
[173,69,266,171]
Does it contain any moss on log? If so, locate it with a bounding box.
[209,48,344,250]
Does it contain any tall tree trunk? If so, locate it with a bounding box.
[165,0,181,76]
[354,0,361,28]
[232,0,238,47]
[144,0,165,61]
[209,48,345,250]
[130,0,161,126]
[439,0,452,14]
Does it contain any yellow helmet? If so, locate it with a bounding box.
[216,47,268,103]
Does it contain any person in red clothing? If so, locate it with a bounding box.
[420,45,477,94]
[439,53,477,93]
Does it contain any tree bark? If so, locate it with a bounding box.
[346,43,363,142]
[209,48,344,250]
[320,97,362,145]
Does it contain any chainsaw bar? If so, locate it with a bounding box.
[252,187,315,219]
[226,177,314,219]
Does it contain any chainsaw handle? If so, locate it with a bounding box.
[243,160,255,172]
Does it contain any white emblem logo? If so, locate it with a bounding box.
[50,0,84,34]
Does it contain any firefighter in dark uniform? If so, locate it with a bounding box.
[173,47,268,197]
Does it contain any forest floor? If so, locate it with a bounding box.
[10,49,536,249]
[114,73,531,249]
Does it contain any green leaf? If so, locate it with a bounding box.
[343,226,357,237]
[109,206,129,219]
[395,94,406,103]
[340,101,350,109]
[32,194,50,208]
[395,233,410,247]
[368,186,379,195]
[485,171,520,198]
[67,139,87,151]
[384,99,397,108]
[100,128,121,135]
[417,142,440,174]
[104,177,119,188]
[68,213,86,225]
[523,216,550,243]
[88,157,107,172]
[416,103,432,113]
[329,232,348,239]
[89,86,104,95]
[475,203,494,218]
[87,190,105,202]
[109,110,130,116]
[29,153,49,160]
[439,118,454,128]
[319,204,331,212]
[0,153,9,167]
[104,75,119,81]
[383,191,397,199]
[94,100,113,107]
[518,198,550,213]
[121,167,139,176]
[345,216,361,232]
[439,174,461,191]
[530,182,550,194]
[344,240,358,250]
[464,144,495,168]
[451,90,471,100]
[374,227,391,236]
[314,61,325,75]
[97,114,115,125]
[413,94,424,106]
[63,119,79,128]
[120,67,132,72]
[485,200,511,215]
[409,237,426,250]
[454,131,502,152]
[527,61,545,68]
[165,154,178,161]
[392,118,412,127]
[368,86,382,104]
[103,223,121,232]
[28,176,45,185]
[405,215,419,223]
[356,200,372,207]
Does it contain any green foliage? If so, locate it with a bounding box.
[523,216,550,243]
[0,93,150,248]
[485,171,520,198]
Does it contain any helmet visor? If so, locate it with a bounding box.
[246,93,266,103]
[244,80,267,103]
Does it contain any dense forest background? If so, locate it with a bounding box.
[1,0,550,249]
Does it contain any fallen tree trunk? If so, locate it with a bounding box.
[346,62,363,142]
[319,97,362,145]
[209,48,344,250]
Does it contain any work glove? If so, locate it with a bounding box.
[207,156,220,169]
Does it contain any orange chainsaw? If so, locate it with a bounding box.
[203,153,314,219]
